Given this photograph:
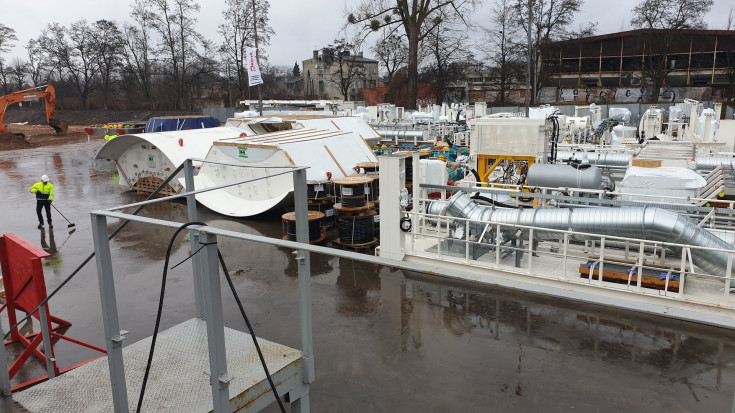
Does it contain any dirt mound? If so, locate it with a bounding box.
[0,125,90,151]
[0,132,34,150]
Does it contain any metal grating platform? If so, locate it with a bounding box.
[13,318,303,412]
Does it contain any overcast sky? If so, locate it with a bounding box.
[3,0,734,68]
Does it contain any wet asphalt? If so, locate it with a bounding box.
[2,140,735,412]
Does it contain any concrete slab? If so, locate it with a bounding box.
[13,318,302,412]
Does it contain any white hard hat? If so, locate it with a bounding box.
[41,175,49,182]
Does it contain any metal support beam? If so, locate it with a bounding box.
[199,231,231,412]
[293,169,315,392]
[184,159,206,319]
[38,306,55,379]
[91,214,129,413]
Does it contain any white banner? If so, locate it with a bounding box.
[246,47,263,86]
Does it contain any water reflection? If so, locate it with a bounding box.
[335,259,380,317]
[108,199,190,259]
[393,270,735,399]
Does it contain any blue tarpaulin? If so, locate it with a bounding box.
[144,116,221,133]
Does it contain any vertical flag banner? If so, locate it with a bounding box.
[246,47,263,86]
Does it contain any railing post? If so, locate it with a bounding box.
[598,238,605,286]
[637,242,644,290]
[495,224,501,266]
[91,213,129,413]
[38,306,56,379]
[199,231,231,413]
[725,252,732,299]
[184,158,206,319]
[293,169,315,386]
[562,232,569,280]
[528,229,534,274]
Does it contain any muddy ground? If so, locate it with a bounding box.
[0,109,201,151]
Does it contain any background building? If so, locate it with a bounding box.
[302,50,379,101]
[539,29,735,104]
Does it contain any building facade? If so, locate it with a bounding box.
[540,29,735,104]
[302,50,379,101]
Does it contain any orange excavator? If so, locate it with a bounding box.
[0,84,68,135]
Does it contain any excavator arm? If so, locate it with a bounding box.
[0,85,68,135]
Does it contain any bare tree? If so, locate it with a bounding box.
[0,24,18,94]
[630,0,713,102]
[631,0,714,30]
[38,21,101,109]
[26,39,53,87]
[322,38,365,101]
[218,0,273,102]
[92,20,124,109]
[123,1,157,108]
[513,0,592,104]
[483,0,524,104]
[728,5,734,30]
[8,57,26,90]
[422,18,472,105]
[372,32,407,84]
[347,0,478,109]
[142,0,204,109]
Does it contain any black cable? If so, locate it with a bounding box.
[218,251,287,413]
[470,194,520,209]
[137,221,205,413]
[337,215,375,244]
[137,221,287,413]
[169,242,207,270]
[400,215,412,232]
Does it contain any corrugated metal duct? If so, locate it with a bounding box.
[438,192,734,276]
[555,151,632,168]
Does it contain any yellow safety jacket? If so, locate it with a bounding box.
[30,182,54,201]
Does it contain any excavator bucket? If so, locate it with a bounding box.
[49,119,68,135]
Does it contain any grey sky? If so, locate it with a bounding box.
[3,0,734,69]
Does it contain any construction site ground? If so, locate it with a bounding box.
[0,109,201,151]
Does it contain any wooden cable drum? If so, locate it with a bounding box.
[308,201,335,227]
[356,162,379,175]
[282,210,324,242]
[306,182,329,199]
[364,175,379,202]
[336,210,376,245]
[333,176,373,208]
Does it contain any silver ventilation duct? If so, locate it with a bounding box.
[556,151,735,173]
[527,164,603,190]
[695,157,735,171]
[555,151,632,168]
[439,192,734,276]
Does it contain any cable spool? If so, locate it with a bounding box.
[337,211,376,245]
[308,201,335,228]
[356,162,379,175]
[306,182,329,199]
[364,175,379,202]
[282,211,325,243]
[333,176,373,208]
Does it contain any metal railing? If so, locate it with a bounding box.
[405,203,735,309]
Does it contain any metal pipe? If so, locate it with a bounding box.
[439,192,734,276]
[376,130,427,139]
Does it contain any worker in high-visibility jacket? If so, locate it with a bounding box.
[30,174,54,229]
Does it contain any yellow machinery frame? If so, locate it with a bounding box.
[477,154,537,184]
